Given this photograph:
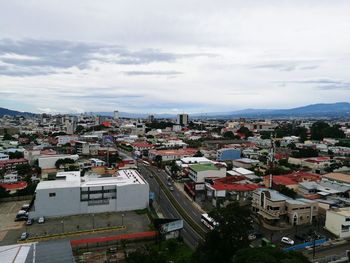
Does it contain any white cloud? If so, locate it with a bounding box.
[0,0,349,113]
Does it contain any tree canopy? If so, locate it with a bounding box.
[193,202,253,263]
[310,121,345,140]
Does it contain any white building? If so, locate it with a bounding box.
[38,154,79,169]
[325,207,350,238]
[188,163,226,184]
[0,153,9,161]
[114,110,119,120]
[57,135,79,146]
[176,114,189,126]
[30,170,149,218]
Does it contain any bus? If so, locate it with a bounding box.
[200,213,218,230]
[142,160,150,166]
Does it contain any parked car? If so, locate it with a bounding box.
[281,237,294,245]
[248,234,256,240]
[15,210,28,221]
[38,216,45,224]
[167,181,172,186]
[169,186,174,191]
[26,218,34,226]
[21,204,30,211]
[20,232,29,241]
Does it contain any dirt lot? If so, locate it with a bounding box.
[0,209,151,246]
[0,200,29,242]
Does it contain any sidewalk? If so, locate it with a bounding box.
[173,182,206,214]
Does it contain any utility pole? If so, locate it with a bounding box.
[268,134,275,188]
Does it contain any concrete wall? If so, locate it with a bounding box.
[31,186,81,218]
[325,210,350,238]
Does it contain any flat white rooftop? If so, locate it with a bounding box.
[36,170,147,190]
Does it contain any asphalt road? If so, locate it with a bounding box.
[139,164,204,249]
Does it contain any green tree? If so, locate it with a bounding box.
[193,202,253,263]
[9,151,24,159]
[0,186,10,198]
[223,131,236,139]
[237,127,253,138]
[310,121,329,140]
[193,150,204,157]
[154,155,162,167]
[75,125,85,134]
[170,161,180,175]
[55,158,76,169]
[277,185,297,199]
[233,246,310,263]
[3,133,14,140]
[16,164,32,176]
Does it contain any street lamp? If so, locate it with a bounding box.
[61,220,64,233]
[92,214,95,229]
[121,213,125,226]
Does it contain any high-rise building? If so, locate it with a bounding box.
[176,114,189,126]
[113,111,119,120]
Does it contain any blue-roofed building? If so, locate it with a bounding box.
[217,148,241,161]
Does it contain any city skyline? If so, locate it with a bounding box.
[1,0,350,113]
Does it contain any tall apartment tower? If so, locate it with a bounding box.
[176,113,189,126]
[114,111,119,120]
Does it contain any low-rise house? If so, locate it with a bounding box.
[263,171,320,191]
[38,154,79,170]
[0,153,9,160]
[325,207,350,238]
[217,148,241,161]
[227,167,259,181]
[322,172,350,187]
[252,188,318,226]
[149,148,197,162]
[188,163,226,184]
[0,158,28,171]
[205,176,261,206]
[232,158,260,169]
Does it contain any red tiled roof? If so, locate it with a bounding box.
[0,158,28,167]
[132,142,153,148]
[150,148,197,156]
[209,176,261,192]
[0,181,27,190]
[264,171,320,186]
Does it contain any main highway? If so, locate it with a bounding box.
[117,149,207,248]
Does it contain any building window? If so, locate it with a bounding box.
[345,218,350,222]
[49,192,56,197]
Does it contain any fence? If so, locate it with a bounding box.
[283,238,327,252]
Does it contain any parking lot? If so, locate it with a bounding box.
[0,201,151,245]
[0,200,29,242]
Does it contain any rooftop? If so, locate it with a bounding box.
[323,172,350,184]
[330,207,350,217]
[36,169,147,190]
[189,163,221,172]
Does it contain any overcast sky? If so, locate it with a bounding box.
[1,0,350,114]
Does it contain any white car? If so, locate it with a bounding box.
[281,237,294,245]
[38,216,45,224]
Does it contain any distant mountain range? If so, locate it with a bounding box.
[0,107,33,117]
[1,102,350,119]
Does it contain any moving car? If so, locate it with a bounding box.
[20,232,29,241]
[38,216,45,224]
[281,237,294,245]
[26,218,34,225]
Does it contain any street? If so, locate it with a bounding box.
[139,164,205,249]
